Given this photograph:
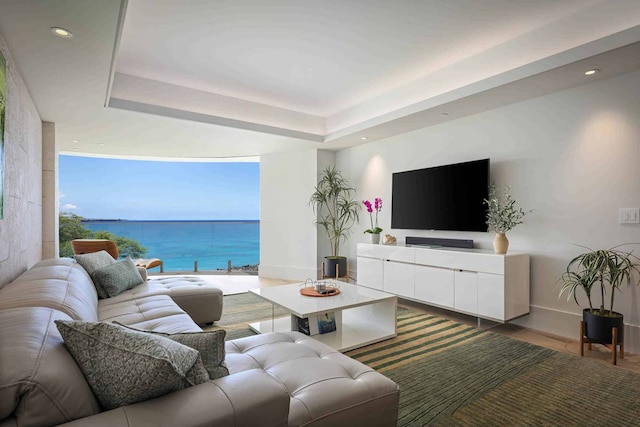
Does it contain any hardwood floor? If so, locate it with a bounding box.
[161,273,640,374]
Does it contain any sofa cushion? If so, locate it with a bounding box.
[98,294,196,327]
[74,251,116,298]
[91,258,144,298]
[123,314,204,334]
[226,332,400,427]
[55,320,210,410]
[116,322,229,380]
[0,259,99,321]
[100,276,224,324]
[0,308,101,427]
[50,371,291,427]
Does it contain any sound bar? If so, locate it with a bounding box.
[405,236,473,249]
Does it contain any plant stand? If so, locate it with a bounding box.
[580,321,624,365]
[322,261,350,282]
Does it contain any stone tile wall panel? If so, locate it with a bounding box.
[0,31,43,287]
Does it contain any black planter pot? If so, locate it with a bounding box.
[583,308,624,344]
[323,256,347,278]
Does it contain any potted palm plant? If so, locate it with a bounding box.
[484,184,531,254]
[558,245,640,344]
[309,166,360,278]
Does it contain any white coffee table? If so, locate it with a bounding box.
[249,280,397,352]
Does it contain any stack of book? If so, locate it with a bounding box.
[293,312,336,336]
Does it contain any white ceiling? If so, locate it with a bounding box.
[1,0,640,160]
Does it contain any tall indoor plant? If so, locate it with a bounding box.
[309,166,360,278]
[484,184,531,254]
[558,245,640,344]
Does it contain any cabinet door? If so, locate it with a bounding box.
[454,270,478,315]
[357,257,383,290]
[477,273,505,320]
[414,265,454,308]
[383,261,414,298]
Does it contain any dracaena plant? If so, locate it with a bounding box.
[484,184,532,233]
[558,245,640,316]
[363,198,383,234]
[309,166,361,258]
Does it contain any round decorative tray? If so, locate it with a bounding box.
[299,287,341,297]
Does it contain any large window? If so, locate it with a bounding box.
[59,156,260,272]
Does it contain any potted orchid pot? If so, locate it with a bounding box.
[309,166,360,278]
[558,246,640,344]
[363,198,383,244]
[484,184,531,254]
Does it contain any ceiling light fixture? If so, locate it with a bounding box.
[361,137,368,140]
[72,139,79,143]
[51,27,73,38]
[584,69,599,76]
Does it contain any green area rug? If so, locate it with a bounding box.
[206,293,640,426]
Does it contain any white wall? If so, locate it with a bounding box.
[260,148,319,280]
[0,33,43,287]
[336,70,640,352]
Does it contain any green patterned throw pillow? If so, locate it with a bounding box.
[115,322,229,380]
[55,320,209,410]
[74,250,116,298]
[91,258,144,298]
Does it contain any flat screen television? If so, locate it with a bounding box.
[391,158,489,232]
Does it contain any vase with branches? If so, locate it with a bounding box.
[309,166,360,278]
[484,184,532,254]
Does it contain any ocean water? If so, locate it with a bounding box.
[83,220,259,272]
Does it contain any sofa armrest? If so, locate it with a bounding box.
[136,266,148,282]
[57,370,289,427]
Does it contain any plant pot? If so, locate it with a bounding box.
[583,308,624,344]
[368,233,380,244]
[323,256,347,278]
[493,233,509,254]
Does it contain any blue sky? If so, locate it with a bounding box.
[59,156,260,220]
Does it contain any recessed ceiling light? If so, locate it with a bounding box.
[361,137,368,140]
[73,148,79,151]
[584,69,599,76]
[72,139,79,143]
[99,143,104,146]
[51,27,73,38]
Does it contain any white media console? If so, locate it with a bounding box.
[356,243,530,322]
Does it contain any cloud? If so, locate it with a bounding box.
[59,192,65,199]
[62,203,78,210]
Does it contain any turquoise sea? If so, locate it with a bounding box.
[83,220,259,272]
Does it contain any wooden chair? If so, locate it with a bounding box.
[71,239,164,272]
[133,258,164,273]
[71,239,118,259]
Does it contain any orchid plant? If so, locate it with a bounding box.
[363,198,383,234]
